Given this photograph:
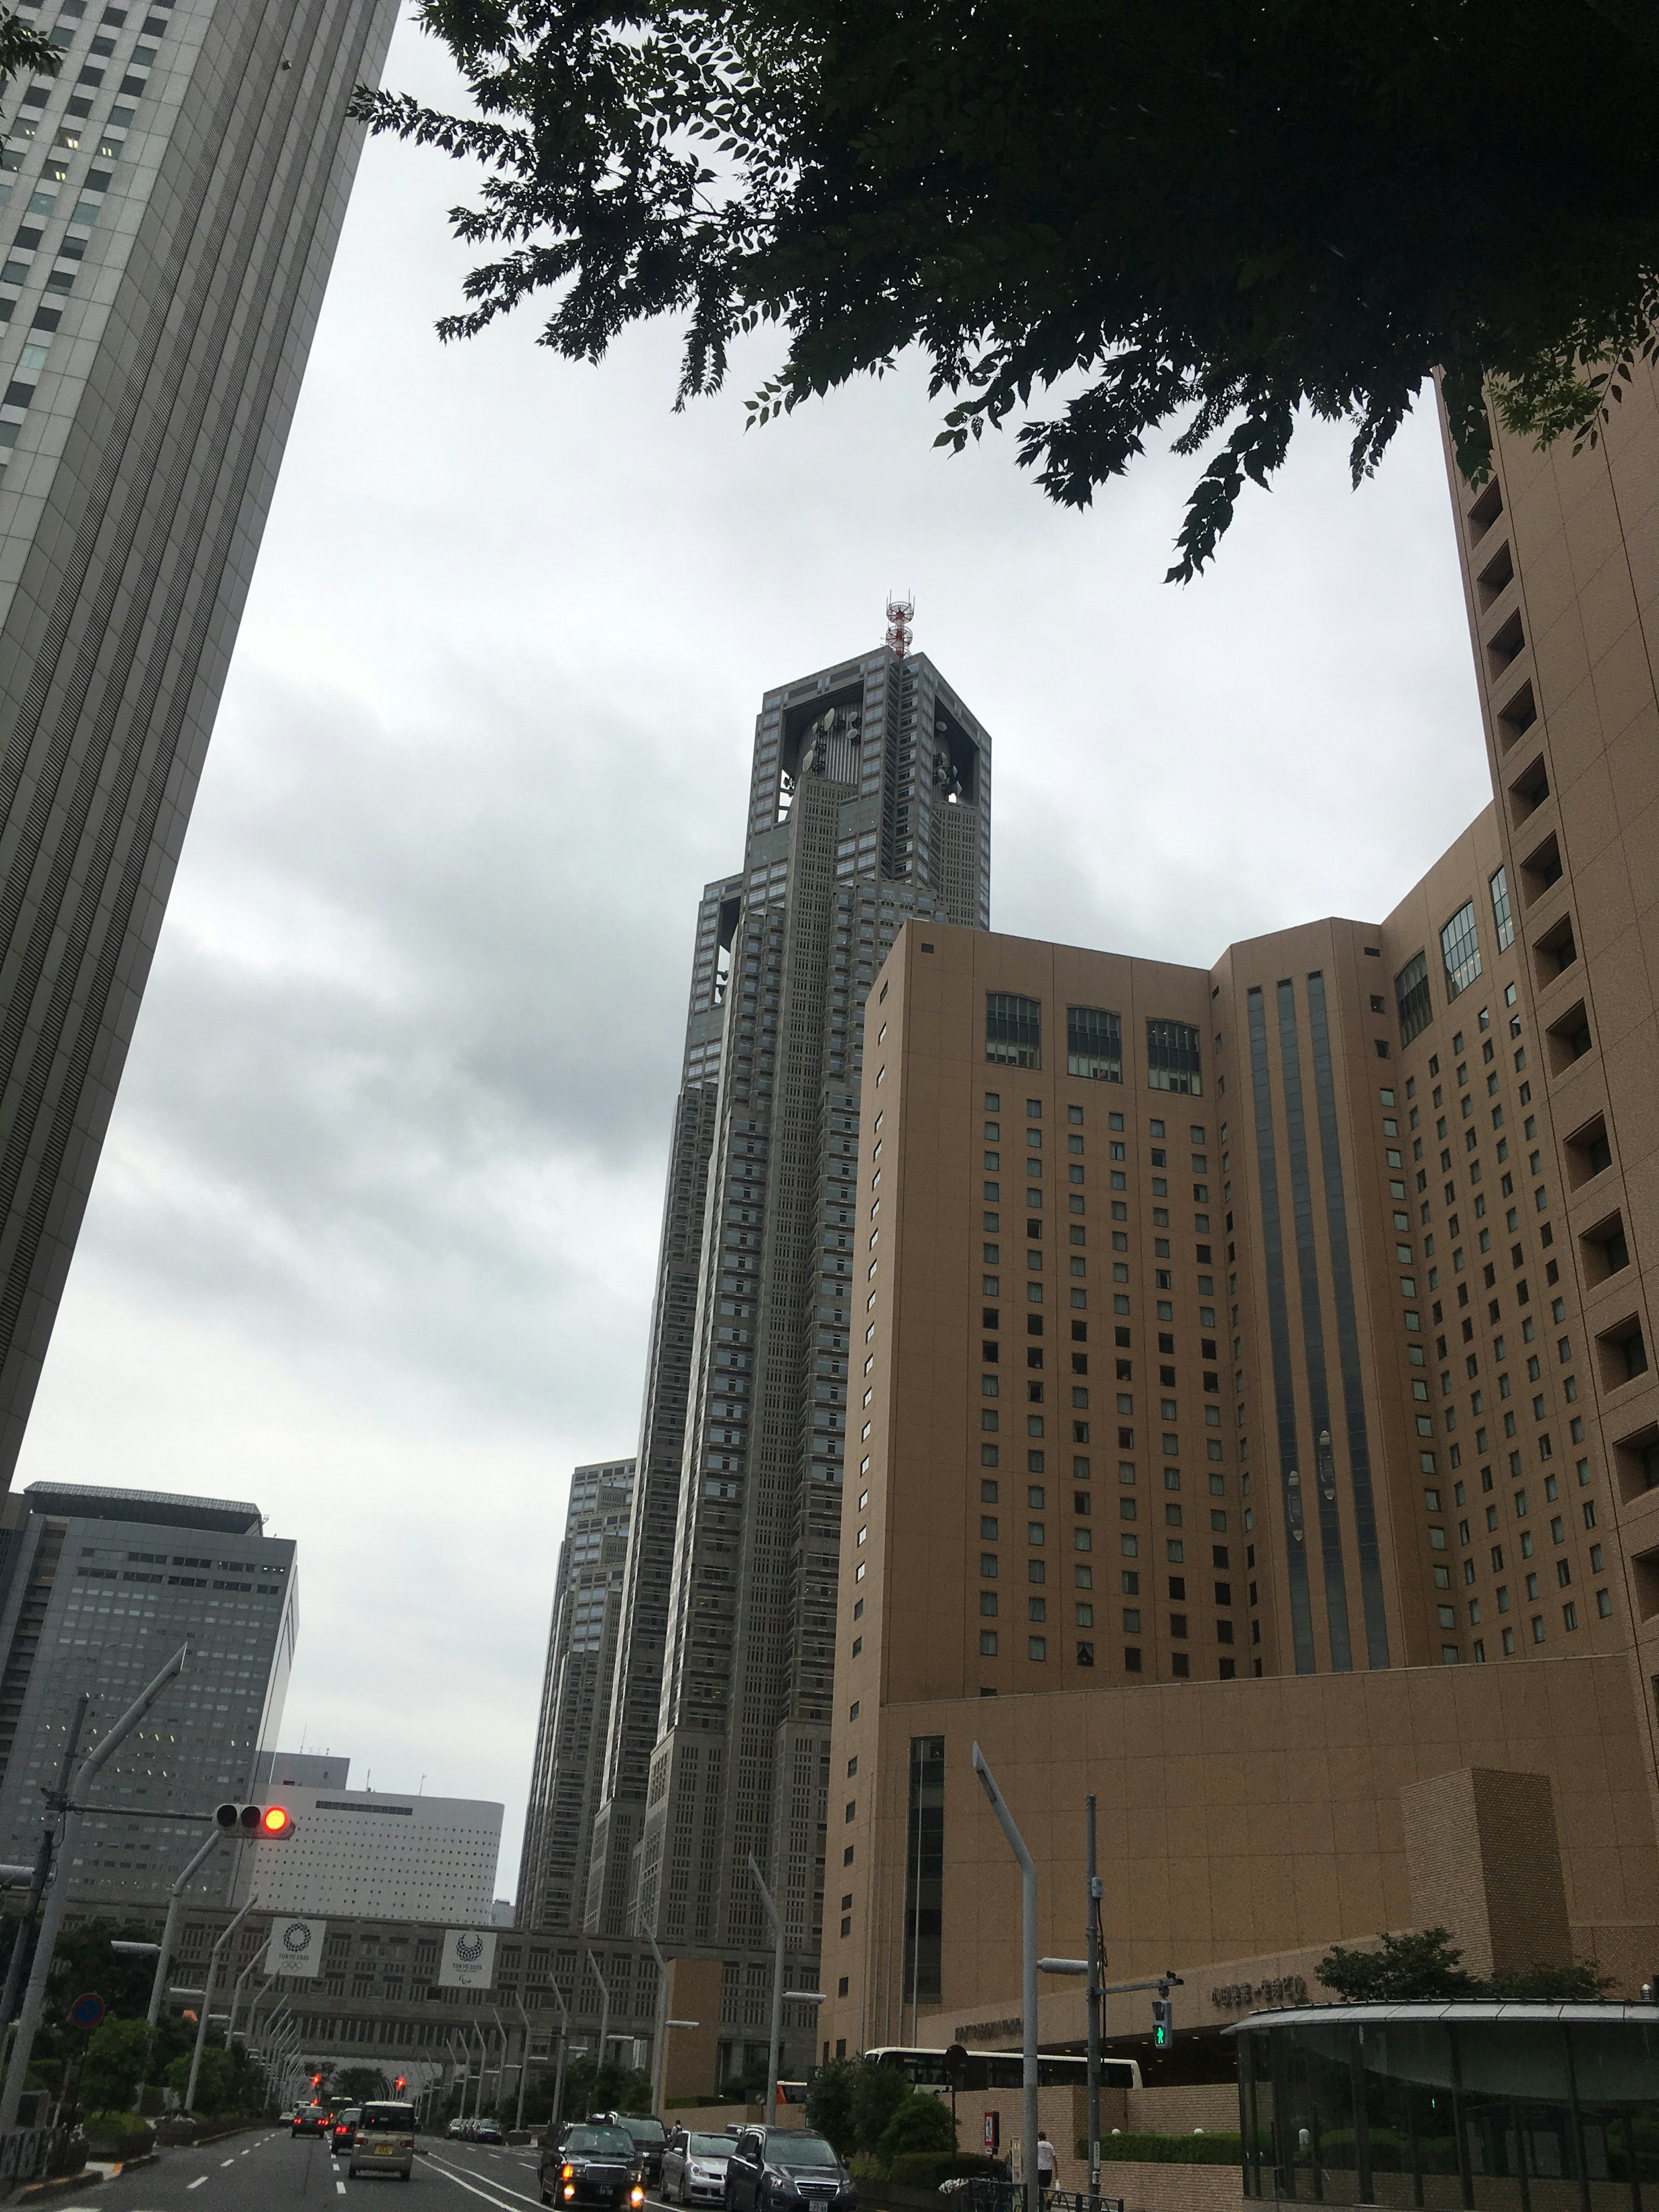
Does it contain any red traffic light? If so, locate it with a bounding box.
[213,1802,295,1837]
[260,1804,293,1837]
[394,2077,406,2093]
[311,2074,323,2088]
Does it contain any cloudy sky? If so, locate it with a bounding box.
[16,10,1494,1896]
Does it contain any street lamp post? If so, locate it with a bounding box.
[0,1696,88,2050]
[0,1642,190,2132]
[547,1975,571,2136]
[746,1853,785,2118]
[973,1744,1038,2212]
[148,1832,223,2027]
[586,1950,611,2084]
[513,1996,533,2134]
[645,1928,672,2119]
[185,1894,257,2112]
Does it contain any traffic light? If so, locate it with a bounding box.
[395,2077,406,2094]
[311,2074,323,2089]
[1151,1998,1173,2048]
[214,1802,295,1838]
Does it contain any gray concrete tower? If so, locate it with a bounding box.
[0,0,398,1485]
[581,637,992,2089]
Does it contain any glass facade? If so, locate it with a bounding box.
[1239,2007,1659,2208]
[1067,1004,1122,1082]
[1491,867,1516,952]
[1440,902,1483,1000]
[1146,1017,1203,1094]
[1395,951,1433,1046]
[900,1735,944,2017]
[986,993,1041,1067]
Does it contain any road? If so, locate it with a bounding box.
[49,2130,566,2211]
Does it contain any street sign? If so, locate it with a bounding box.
[70,1993,104,2030]
[983,2111,999,2152]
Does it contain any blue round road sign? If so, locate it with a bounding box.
[70,1993,104,2030]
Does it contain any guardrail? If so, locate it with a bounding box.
[961,2183,1125,2212]
[0,2123,76,2187]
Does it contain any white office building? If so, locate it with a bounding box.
[233,1764,502,1923]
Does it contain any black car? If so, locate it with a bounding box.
[723,2129,855,2212]
[603,2113,668,2184]
[539,2123,646,2212]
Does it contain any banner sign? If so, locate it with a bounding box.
[271,1917,327,1978]
[437,1928,496,1991]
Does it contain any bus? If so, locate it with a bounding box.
[864,2047,1142,2092]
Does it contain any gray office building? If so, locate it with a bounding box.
[575,639,992,2087]
[515,1458,636,1934]
[0,0,398,1488]
[0,1480,296,1907]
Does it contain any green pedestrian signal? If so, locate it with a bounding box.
[1151,1997,1173,2047]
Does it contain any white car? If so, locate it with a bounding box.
[661,2129,733,2205]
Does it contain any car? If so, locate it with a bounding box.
[538,2121,647,2211]
[293,2106,329,2136]
[475,2120,505,2146]
[448,2119,472,2139]
[333,2108,362,2154]
[722,2129,855,2212]
[347,2101,418,2181]
[603,2113,668,2184]
[662,2128,735,2206]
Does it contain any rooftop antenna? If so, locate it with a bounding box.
[885,594,914,659]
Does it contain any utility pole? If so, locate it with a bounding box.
[513,1996,533,2133]
[0,1642,190,2132]
[0,1697,88,2050]
[1084,1798,1103,2212]
[747,1853,785,2119]
[973,1745,1038,2212]
[587,1950,611,2086]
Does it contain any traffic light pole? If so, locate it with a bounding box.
[184,1894,256,2112]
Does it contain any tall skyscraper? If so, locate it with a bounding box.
[0,1479,295,1910]
[515,1458,637,1933]
[569,637,992,2087]
[818,365,1659,2060]
[0,0,398,1487]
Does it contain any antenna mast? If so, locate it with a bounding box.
[885,594,914,659]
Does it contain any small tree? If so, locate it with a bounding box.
[79,2018,152,2113]
[1317,1929,1481,2003]
[804,2056,858,2155]
[875,2090,956,2168]
[167,2046,238,2116]
[335,2067,391,2104]
[849,2058,908,2155]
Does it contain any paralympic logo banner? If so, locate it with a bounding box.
[272,1918,327,1979]
[437,1928,496,1990]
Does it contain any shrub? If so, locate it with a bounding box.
[850,2059,909,2156]
[876,2090,956,2168]
[82,2110,151,2148]
[1078,2133,1243,2167]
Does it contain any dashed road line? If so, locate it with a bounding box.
[188,2179,208,2191]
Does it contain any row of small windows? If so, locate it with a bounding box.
[1397,874,1514,1046]
[986,997,1202,1094]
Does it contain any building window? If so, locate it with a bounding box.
[1396,951,1432,1046]
[1490,866,1515,952]
[1440,902,1482,1001]
[1067,1005,1122,1083]
[987,993,1041,1068]
[1146,1019,1202,1095]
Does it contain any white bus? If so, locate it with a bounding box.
[864,2047,1142,2092]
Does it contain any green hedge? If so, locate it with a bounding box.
[1076,2133,1243,2167]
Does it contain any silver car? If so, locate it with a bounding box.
[662,2129,734,2205]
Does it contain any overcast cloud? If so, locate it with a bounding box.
[14,11,1491,1890]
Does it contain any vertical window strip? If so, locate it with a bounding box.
[1395,950,1432,1046]
[1305,975,1391,1669]
[1490,867,1515,952]
[1440,902,1482,1000]
[1276,980,1354,1672]
[1247,987,1317,1675]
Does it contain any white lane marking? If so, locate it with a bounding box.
[220,2157,236,2166]
[188,2180,208,2191]
[424,2152,547,2211]
[337,2184,347,2197]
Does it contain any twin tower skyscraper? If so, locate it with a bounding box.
[518,641,993,2037]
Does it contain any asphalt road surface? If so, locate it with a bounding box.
[50,2130,571,2212]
